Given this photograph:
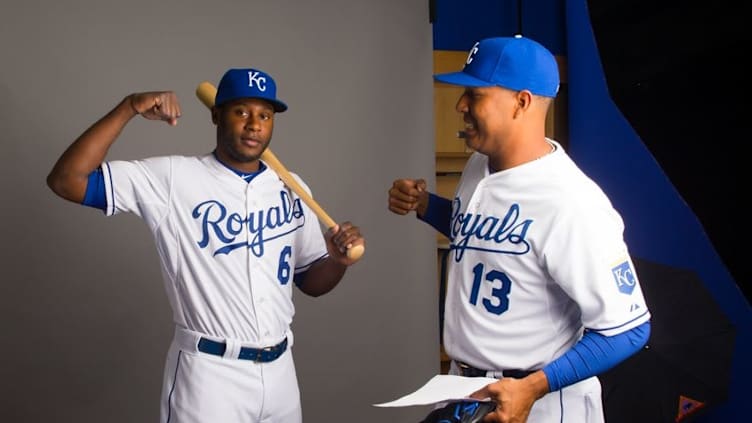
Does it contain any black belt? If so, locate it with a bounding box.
[197,337,288,362]
[456,361,535,379]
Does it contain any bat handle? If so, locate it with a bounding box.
[307,206,364,261]
[260,149,364,262]
[322,221,364,261]
[314,208,365,261]
[319,216,366,261]
[321,222,364,260]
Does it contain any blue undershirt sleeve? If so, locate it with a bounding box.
[417,192,451,238]
[293,271,308,288]
[82,168,107,211]
[542,321,651,392]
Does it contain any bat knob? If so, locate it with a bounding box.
[347,244,365,261]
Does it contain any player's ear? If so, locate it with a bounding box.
[512,90,534,119]
[517,90,532,109]
[211,106,219,125]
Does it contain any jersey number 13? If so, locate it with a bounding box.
[469,263,511,315]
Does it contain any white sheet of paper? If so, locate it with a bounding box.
[373,374,498,407]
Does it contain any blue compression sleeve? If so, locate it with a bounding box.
[418,193,451,238]
[82,168,107,211]
[542,321,650,392]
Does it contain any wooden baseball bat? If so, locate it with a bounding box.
[195,81,364,261]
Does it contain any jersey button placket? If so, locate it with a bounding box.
[468,182,484,213]
[245,182,262,338]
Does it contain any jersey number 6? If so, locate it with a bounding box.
[278,246,292,285]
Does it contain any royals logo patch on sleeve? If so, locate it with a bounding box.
[612,260,637,294]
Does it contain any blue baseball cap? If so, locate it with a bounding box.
[215,68,288,112]
[434,35,560,98]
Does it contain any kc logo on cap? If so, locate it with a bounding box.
[215,67,288,112]
[466,41,480,65]
[247,70,268,92]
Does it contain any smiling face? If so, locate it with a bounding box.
[456,85,555,172]
[212,98,275,172]
[455,86,520,155]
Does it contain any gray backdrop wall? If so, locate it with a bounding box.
[0,1,439,422]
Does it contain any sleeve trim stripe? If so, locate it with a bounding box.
[295,253,328,272]
[587,310,651,333]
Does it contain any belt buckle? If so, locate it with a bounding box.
[254,345,274,362]
[456,361,488,378]
[456,361,473,376]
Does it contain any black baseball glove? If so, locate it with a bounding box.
[419,400,496,423]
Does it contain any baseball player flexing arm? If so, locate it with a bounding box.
[47,68,364,422]
[388,37,650,423]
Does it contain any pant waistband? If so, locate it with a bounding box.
[175,327,288,363]
[198,337,287,362]
[455,360,535,379]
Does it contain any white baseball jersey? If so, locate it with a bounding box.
[101,152,327,422]
[102,153,327,343]
[443,139,651,372]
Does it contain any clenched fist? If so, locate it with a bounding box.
[388,178,429,217]
[129,91,182,126]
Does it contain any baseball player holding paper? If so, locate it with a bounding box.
[388,36,651,423]
[47,67,364,422]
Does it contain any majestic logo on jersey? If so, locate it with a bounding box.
[193,191,305,257]
[612,260,637,294]
[450,199,532,261]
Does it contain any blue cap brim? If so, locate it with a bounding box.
[216,96,288,113]
[434,71,494,87]
[266,99,288,113]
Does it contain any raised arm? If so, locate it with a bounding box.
[46,91,181,203]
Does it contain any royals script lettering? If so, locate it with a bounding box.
[193,191,305,257]
[450,198,533,261]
